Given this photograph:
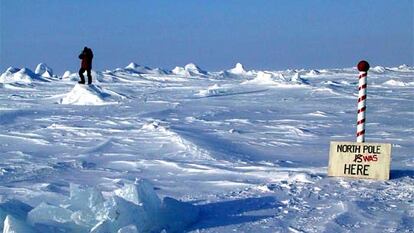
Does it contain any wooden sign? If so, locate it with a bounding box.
[328,141,392,180]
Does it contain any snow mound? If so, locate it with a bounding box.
[35,63,55,78]
[228,63,247,74]
[62,71,72,79]
[141,121,164,131]
[173,63,207,76]
[243,71,307,87]
[290,73,309,85]
[185,63,207,75]
[196,84,229,97]
[125,63,151,74]
[61,70,78,81]
[125,62,141,70]
[125,63,168,75]
[398,64,411,70]
[59,84,124,105]
[243,71,277,85]
[305,69,320,76]
[11,179,199,233]
[219,63,250,78]
[371,66,386,73]
[0,67,49,84]
[171,66,187,75]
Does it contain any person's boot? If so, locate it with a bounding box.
[87,75,92,85]
[78,80,85,84]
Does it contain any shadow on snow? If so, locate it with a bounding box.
[189,196,279,231]
[390,169,414,179]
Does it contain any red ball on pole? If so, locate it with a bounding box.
[357,60,370,72]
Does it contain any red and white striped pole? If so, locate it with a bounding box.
[356,60,370,142]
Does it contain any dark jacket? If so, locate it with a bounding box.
[79,47,93,69]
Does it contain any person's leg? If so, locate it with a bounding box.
[87,69,92,84]
[78,68,86,84]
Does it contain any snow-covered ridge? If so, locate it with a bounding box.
[171,63,208,76]
[0,67,50,84]
[124,62,168,75]
[242,71,309,87]
[2,63,413,82]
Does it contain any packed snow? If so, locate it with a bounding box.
[0,62,413,232]
[58,84,126,105]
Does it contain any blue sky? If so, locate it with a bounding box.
[1,0,413,73]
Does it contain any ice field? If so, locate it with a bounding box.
[0,62,413,232]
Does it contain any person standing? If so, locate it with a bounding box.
[78,47,94,84]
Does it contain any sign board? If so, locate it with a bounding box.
[328,141,392,180]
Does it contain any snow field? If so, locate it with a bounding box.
[0,63,413,232]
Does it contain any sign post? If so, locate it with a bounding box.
[328,60,392,180]
[356,60,369,142]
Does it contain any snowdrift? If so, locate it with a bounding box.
[172,63,208,76]
[0,179,199,233]
[140,121,214,160]
[242,71,308,87]
[96,63,170,83]
[0,67,50,84]
[124,63,168,75]
[59,84,125,105]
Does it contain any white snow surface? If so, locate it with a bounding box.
[0,64,413,232]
